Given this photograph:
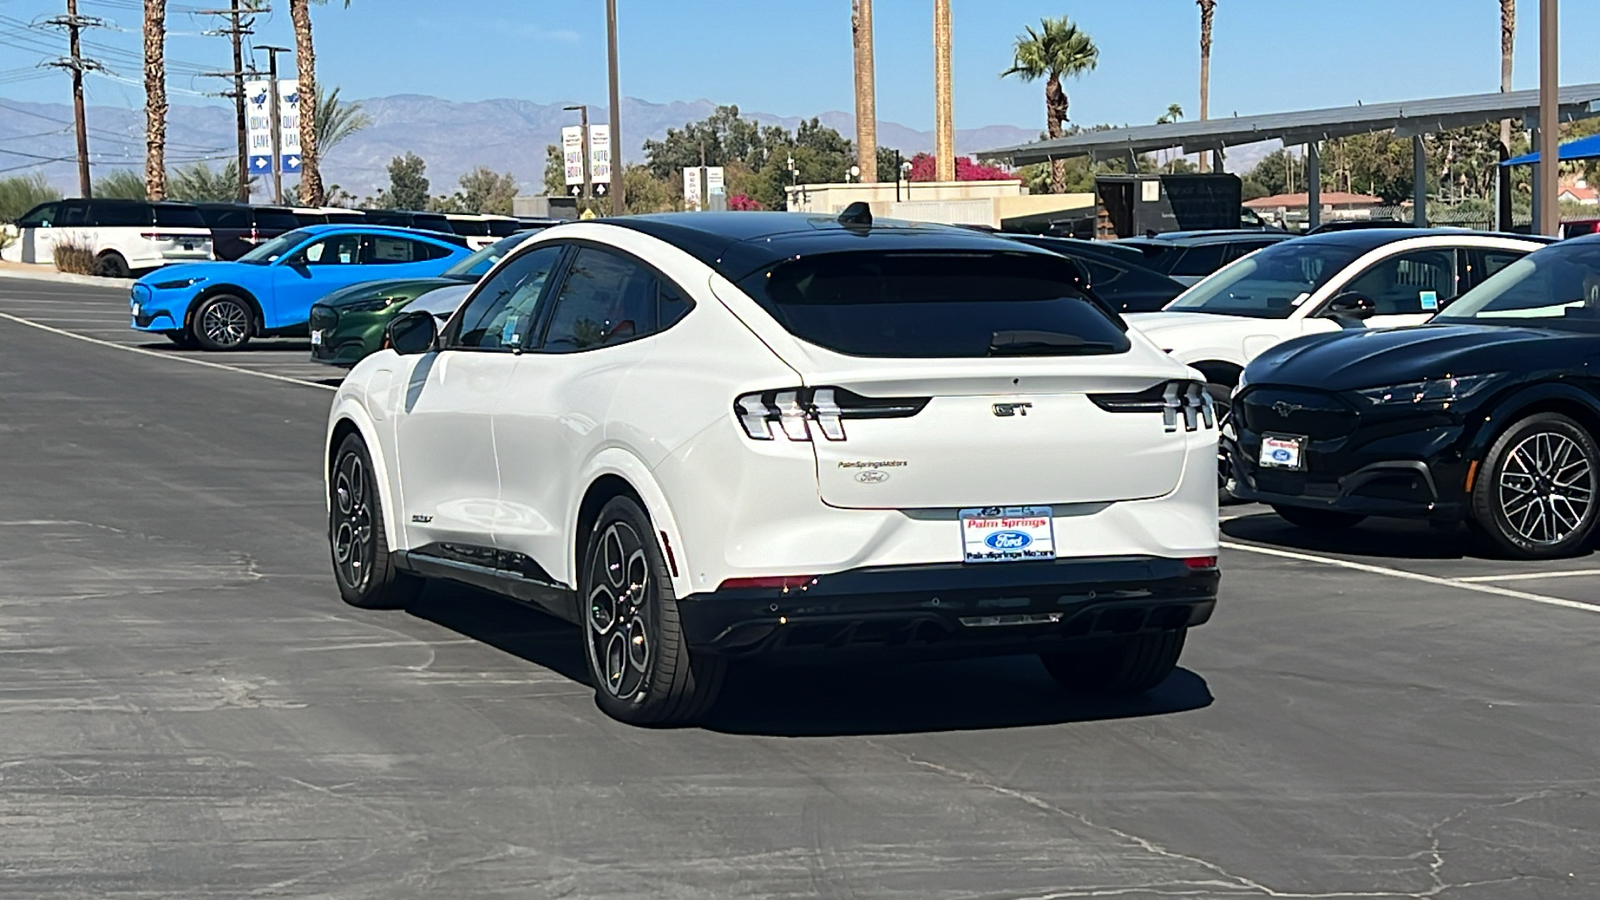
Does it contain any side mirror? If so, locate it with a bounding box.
[1325,291,1377,325]
[386,310,438,355]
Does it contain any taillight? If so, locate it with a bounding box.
[734,387,928,442]
[1089,380,1215,433]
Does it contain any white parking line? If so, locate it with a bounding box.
[1453,569,1600,583]
[1220,540,1600,615]
[0,311,336,392]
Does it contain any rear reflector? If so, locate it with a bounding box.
[1184,556,1218,570]
[718,575,817,591]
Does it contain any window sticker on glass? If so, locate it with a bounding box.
[373,238,411,262]
[1290,292,1311,306]
[1420,290,1438,311]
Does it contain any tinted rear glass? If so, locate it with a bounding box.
[255,208,301,230]
[487,219,520,237]
[93,202,147,227]
[362,211,408,226]
[739,251,1130,358]
[449,218,491,236]
[292,212,326,227]
[199,206,248,228]
[1168,244,1228,276]
[153,205,206,227]
[412,214,454,233]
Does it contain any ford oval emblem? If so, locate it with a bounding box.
[1270,448,1292,462]
[984,531,1032,551]
[855,469,890,484]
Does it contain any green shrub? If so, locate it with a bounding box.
[93,170,148,200]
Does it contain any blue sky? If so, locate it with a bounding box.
[4,1,1600,132]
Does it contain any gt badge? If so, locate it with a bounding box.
[411,514,433,523]
[993,402,1032,417]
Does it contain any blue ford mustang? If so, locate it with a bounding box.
[129,224,471,350]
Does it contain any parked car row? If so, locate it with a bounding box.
[1,197,561,275]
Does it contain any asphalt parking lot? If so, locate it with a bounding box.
[3,278,1598,899]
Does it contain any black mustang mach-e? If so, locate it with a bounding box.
[1229,236,1600,559]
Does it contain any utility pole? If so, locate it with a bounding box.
[257,44,291,204]
[1538,0,1559,237]
[44,0,104,197]
[606,0,624,215]
[200,1,263,202]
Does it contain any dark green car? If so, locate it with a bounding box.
[309,228,545,366]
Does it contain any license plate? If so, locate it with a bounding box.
[960,506,1055,564]
[131,303,141,317]
[182,241,194,250]
[309,330,323,346]
[1259,433,1305,470]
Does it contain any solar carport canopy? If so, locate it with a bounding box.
[983,83,1600,165]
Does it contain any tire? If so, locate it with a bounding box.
[1207,383,1235,504]
[1272,504,1366,531]
[329,434,423,610]
[94,251,130,279]
[191,293,253,351]
[163,331,197,349]
[580,496,724,726]
[1039,629,1187,696]
[1469,412,1599,560]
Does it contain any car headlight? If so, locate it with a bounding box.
[152,277,205,290]
[1353,373,1501,407]
[1232,368,1250,400]
[342,297,404,313]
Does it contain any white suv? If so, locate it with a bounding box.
[324,210,1221,725]
[1,198,213,277]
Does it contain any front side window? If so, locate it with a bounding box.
[1167,241,1367,319]
[1435,241,1600,325]
[295,234,362,266]
[1336,249,1457,315]
[738,250,1128,358]
[451,245,565,350]
[16,203,57,228]
[540,248,674,353]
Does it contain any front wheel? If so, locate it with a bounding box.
[1272,504,1366,531]
[191,293,252,351]
[1470,412,1599,559]
[330,434,423,610]
[581,496,724,726]
[1039,629,1187,696]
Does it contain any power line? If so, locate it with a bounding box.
[41,0,104,195]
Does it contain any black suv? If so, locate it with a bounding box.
[194,203,304,261]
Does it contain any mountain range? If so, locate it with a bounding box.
[1,94,1043,199]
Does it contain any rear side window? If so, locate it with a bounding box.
[365,236,451,263]
[1168,244,1228,277]
[92,202,147,227]
[539,247,688,353]
[740,251,1130,358]
[486,219,519,237]
[153,205,205,227]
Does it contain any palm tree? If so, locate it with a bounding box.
[288,0,350,206]
[1001,16,1098,193]
[1197,0,1215,173]
[143,0,167,199]
[1157,103,1185,125]
[852,0,877,183]
[315,85,371,154]
[933,0,954,182]
[1499,0,1515,151]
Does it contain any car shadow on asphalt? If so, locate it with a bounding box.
[406,581,1214,737]
[1223,511,1479,560]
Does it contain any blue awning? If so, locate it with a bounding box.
[1503,133,1600,165]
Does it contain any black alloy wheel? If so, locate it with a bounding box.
[1472,413,1599,559]
[581,496,723,726]
[94,251,130,279]
[1272,504,1366,531]
[192,293,252,351]
[330,434,422,609]
[1207,383,1235,503]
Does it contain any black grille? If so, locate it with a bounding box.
[1241,388,1358,440]
[308,305,339,331]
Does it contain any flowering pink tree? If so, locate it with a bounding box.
[906,153,1013,182]
[728,193,764,211]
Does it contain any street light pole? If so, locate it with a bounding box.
[606,0,624,215]
[258,44,292,204]
[1538,0,1559,236]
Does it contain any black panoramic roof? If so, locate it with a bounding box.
[604,211,1059,281]
[1286,227,1539,253]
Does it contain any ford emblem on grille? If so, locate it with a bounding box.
[984,531,1032,550]
[1272,401,1305,417]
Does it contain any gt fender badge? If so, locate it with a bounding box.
[855,470,890,484]
[411,514,433,523]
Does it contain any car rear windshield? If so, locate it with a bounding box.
[255,208,301,230]
[153,205,206,228]
[449,218,491,236]
[738,251,1130,358]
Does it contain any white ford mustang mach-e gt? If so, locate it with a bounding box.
[325,209,1220,725]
